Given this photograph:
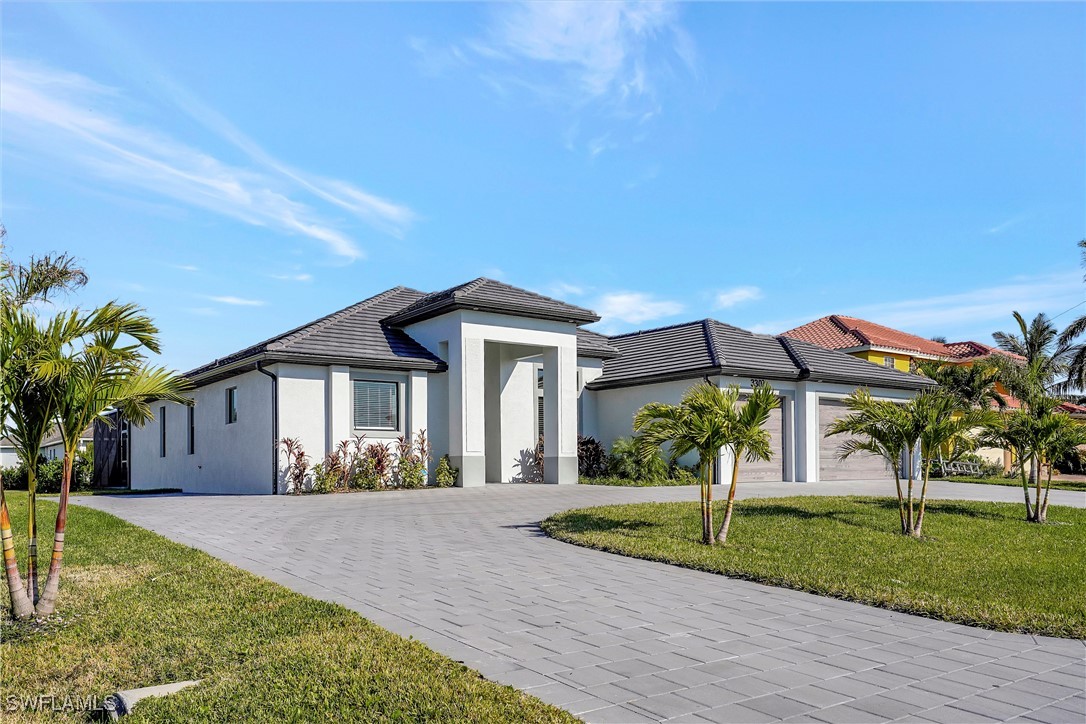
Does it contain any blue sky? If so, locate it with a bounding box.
[2,2,1083,371]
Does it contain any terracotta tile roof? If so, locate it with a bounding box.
[782,315,1024,362]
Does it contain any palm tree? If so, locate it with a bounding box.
[993,312,1070,397]
[1035,413,1086,522]
[825,390,913,533]
[915,359,1005,410]
[0,237,88,618]
[634,381,779,545]
[913,392,996,534]
[715,384,779,544]
[983,402,1052,522]
[33,306,190,616]
[1057,239,1086,391]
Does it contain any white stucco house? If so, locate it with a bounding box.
[128,278,933,494]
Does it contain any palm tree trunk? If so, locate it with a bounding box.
[1039,465,1054,523]
[703,464,712,542]
[705,457,714,546]
[1017,457,1034,521]
[35,452,72,616]
[0,483,35,619]
[1033,456,1045,523]
[26,468,38,604]
[892,470,906,534]
[915,460,933,536]
[716,456,741,544]
[905,448,915,534]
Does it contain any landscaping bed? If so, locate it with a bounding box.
[542,496,1086,639]
[578,475,695,487]
[1,493,574,723]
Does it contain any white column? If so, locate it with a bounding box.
[326,365,350,454]
[449,336,486,487]
[543,344,578,484]
[409,370,428,440]
[794,383,819,482]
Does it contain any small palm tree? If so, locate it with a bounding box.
[825,390,913,533]
[1035,414,1086,522]
[634,381,778,545]
[715,384,779,544]
[33,306,191,616]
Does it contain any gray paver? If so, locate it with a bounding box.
[78,481,1086,723]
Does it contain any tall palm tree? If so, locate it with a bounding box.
[993,312,1070,398]
[634,381,779,546]
[825,390,913,533]
[715,384,779,544]
[33,307,190,615]
[1057,239,1086,391]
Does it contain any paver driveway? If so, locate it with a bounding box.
[78,482,1085,723]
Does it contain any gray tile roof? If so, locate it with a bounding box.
[576,328,620,359]
[587,319,935,391]
[382,278,600,326]
[187,287,447,382]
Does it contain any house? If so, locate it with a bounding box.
[782,314,1025,471]
[129,279,933,494]
[0,437,18,469]
[39,426,94,461]
[781,315,1019,372]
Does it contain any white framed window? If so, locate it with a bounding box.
[226,387,238,424]
[883,357,895,368]
[353,380,399,430]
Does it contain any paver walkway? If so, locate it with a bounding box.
[78,481,1085,723]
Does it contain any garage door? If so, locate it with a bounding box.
[819,399,893,481]
[738,397,784,482]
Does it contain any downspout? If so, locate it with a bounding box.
[256,361,279,495]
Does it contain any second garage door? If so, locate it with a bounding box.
[818,399,893,481]
[738,398,785,482]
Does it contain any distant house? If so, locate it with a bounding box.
[781,315,1020,372]
[0,437,18,469]
[128,279,933,494]
[39,426,94,462]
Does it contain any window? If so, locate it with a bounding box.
[883,357,895,368]
[159,406,166,457]
[353,380,398,430]
[226,387,238,424]
[536,366,545,439]
[187,405,195,455]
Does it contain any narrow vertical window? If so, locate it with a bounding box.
[226,387,238,424]
[187,405,195,454]
[159,406,166,457]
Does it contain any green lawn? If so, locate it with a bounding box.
[543,496,1086,639]
[1,493,574,723]
[941,475,1086,493]
[578,475,695,487]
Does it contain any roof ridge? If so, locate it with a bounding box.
[455,277,490,297]
[607,319,707,340]
[778,336,811,379]
[702,320,722,368]
[272,286,415,351]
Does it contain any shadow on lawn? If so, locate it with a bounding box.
[543,512,659,536]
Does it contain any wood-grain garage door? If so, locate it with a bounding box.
[819,399,892,481]
[738,397,784,482]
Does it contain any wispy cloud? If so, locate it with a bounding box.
[752,272,1085,340]
[593,291,684,331]
[270,272,313,282]
[986,215,1027,235]
[415,2,696,155]
[714,286,763,309]
[544,281,586,298]
[0,57,414,261]
[184,306,219,317]
[206,295,266,307]
[173,264,200,272]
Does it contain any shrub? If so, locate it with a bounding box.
[608,437,668,482]
[394,431,431,489]
[354,442,393,489]
[310,457,339,494]
[280,438,310,494]
[435,455,459,487]
[2,452,93,493]
[577,436,608,478]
